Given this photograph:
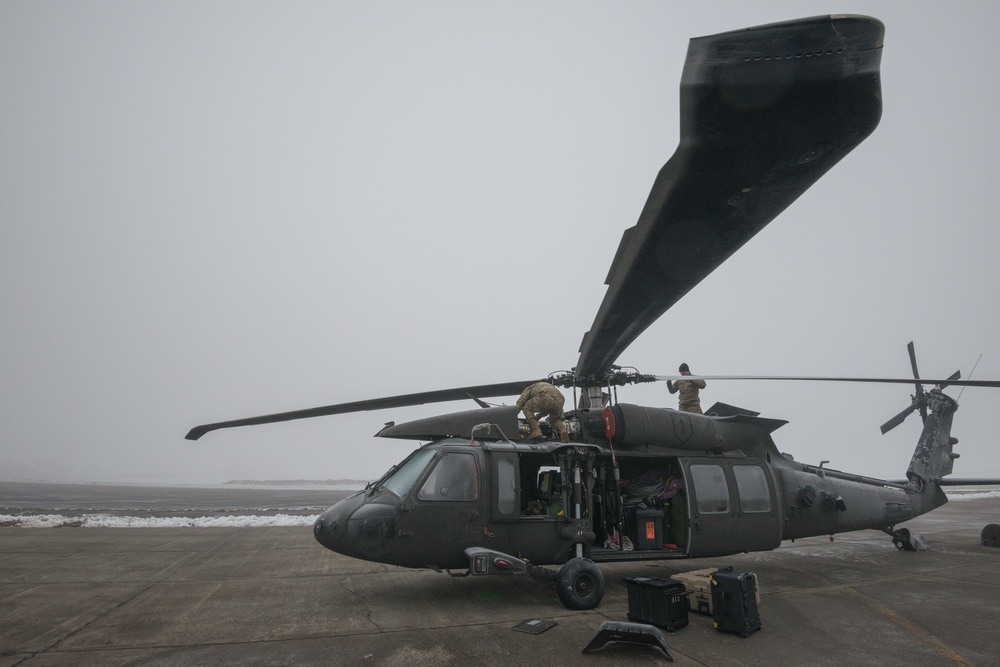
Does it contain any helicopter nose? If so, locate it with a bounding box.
[313,493,363,553]
[313,493,399,560]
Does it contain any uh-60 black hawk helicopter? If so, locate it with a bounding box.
[187,15,1000,610]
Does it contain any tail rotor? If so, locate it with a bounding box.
[879,341,959,435]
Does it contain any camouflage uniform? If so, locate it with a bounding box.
[667,377,706,414]
[516,382,568,441]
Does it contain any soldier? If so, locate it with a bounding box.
[516,381,569,442]
[666,362,706,414]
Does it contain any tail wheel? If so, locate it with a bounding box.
[892,527,914,551]
[556,558,605,610]
[982,524,1000,548]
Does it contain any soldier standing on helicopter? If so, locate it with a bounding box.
[667,363,706,414]
[516,381,570,442]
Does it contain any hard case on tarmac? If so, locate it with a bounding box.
[622,576,689,631]
[674,567,715,615]
[709,567,761,637]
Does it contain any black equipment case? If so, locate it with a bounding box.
[632,508,664,550]
[622,576,689,631]
[709,567,761,637]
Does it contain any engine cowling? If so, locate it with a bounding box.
[600,403,781,453]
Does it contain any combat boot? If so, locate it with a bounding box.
[560,430,570,443]
[527,428,543,439]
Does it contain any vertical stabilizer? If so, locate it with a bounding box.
[906,389,959,489]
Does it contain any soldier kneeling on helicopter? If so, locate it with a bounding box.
[516,381,570,442]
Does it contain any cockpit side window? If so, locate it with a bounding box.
[382,448,436,498]
[417,452,479,502]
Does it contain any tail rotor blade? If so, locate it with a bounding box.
[907,341,920,382]
[880,404,917,435]
[906,341,928,422]
[938,370,961,389]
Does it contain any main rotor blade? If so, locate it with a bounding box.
[186,379,543,441]
[576,16,884,378]
[652,375,1000,388]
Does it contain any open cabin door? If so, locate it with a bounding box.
[487,449,588,566]
[682,457,783,556]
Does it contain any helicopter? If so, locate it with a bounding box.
[187,15,1000,610]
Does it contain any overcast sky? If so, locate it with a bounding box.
[2,1,999,484]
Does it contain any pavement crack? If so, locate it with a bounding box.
[12,579,159,667]
[14,529,245,664]
[339,575,385,633]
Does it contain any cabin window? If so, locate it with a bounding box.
[417,452,479,502]
[497,457,517,515]
[733,465,771,513]
[690,464,730,514]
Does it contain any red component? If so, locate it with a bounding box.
[494,558,511,569]
[602,407,617,439]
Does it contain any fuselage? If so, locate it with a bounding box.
[313,403,947,570]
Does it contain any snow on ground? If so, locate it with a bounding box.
[2,490,995,529]
[944,488,1000,501]
[0,513,318,528]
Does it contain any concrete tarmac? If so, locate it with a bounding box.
[2,498,998,666]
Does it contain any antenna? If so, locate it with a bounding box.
[957,354,983,402]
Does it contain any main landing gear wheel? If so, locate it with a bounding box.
[557,558,604,610]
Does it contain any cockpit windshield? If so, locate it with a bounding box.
[381,447,436,498]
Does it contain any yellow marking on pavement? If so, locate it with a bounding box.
[845,588,973,667]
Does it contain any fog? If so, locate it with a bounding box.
[2,1,998,484]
